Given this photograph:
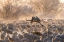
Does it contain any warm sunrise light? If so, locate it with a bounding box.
[22,0,26,2]
[60,0,64,3]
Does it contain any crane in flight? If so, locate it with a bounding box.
[26,16,43,26]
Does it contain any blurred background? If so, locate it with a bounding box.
[0,0,64,20]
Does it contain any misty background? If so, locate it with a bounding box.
[0,0,64,20]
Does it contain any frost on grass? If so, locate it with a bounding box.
[0,19,64,42]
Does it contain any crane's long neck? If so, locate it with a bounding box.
[39,22,43,26]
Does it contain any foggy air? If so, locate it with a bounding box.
[0,0,64,42]
[0,0,64,20]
